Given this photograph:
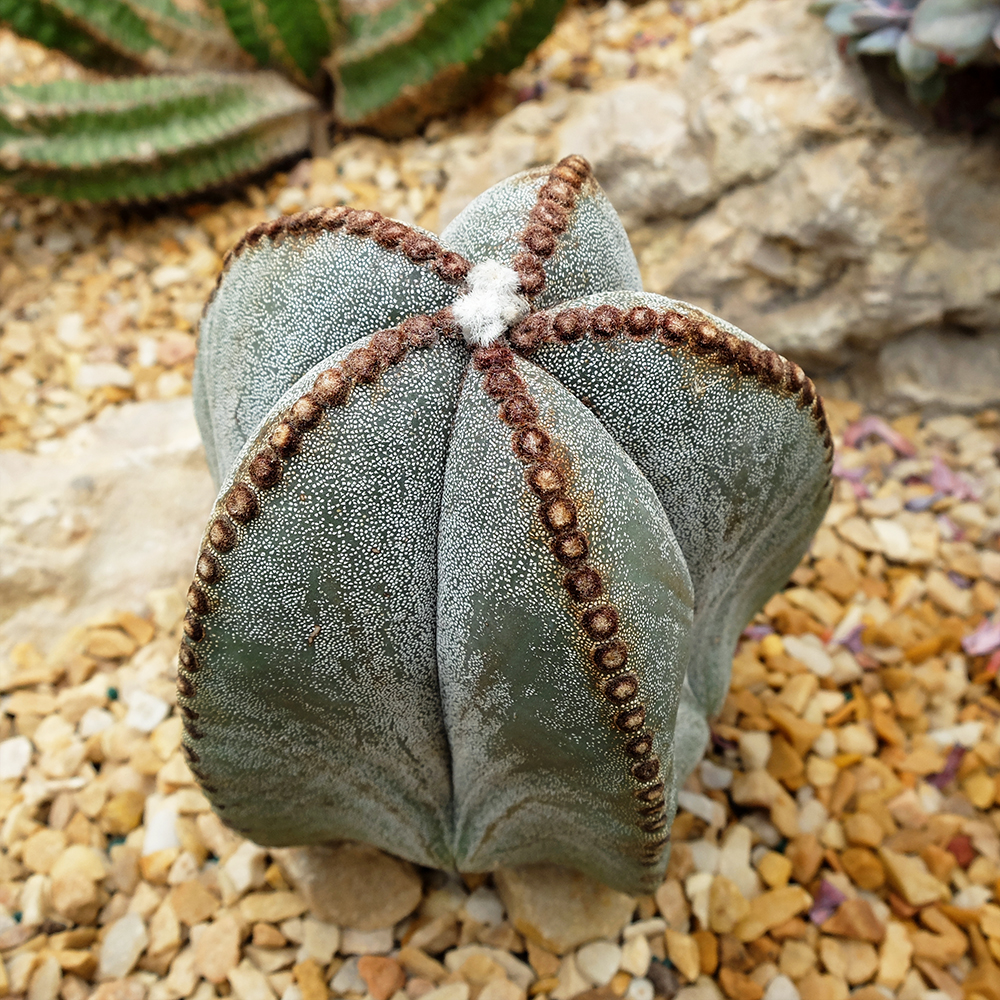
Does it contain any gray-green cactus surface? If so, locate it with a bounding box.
[183,156,833,894]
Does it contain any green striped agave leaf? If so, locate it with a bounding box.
[0,71,318,202]
[333,0,567,135]
[182,157,831,894]
[0,0,250,72]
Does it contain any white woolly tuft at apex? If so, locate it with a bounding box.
[453,259,531,347]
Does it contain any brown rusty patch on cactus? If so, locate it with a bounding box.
[470,343,669,867]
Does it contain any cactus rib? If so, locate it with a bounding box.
[0,71,317,201]
[334,0,567,134]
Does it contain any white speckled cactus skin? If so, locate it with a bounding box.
[183,157,833,895]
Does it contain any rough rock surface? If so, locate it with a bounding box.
[438,0,1000,412]
[0,397,214,659]
[273,843,423,931]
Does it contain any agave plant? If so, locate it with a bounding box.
[814,0,1000,102]
[0,0,566,202]
[177,156,833,894]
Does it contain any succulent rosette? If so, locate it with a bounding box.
[180,157,832,894]
[814,0,1000,102]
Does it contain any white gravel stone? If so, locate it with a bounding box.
[445,946,534,991]
[78,707,114,738]
[620,933,652,976]
[421,985,471,1000]
[27,954,61,1000]
[142,802,180,856]
[699,760,733,789]
[124,689,170,733]
[553,954,591,1000]
[688,839,720,874]
[782,635,833,677]
[929,721,984,748]
[223,841,269,896]
[797,799,829,835]
[75,361,134,390]
[739,731,771,771]
[298,917,340,965]
[677,790,726,827]
[339,926,394,955]
[763,974,800,1000]
[280,986,303,1000]
[0,735,32,779]
[19,873,51,926]
[953,885,992,909]
[623,918,667,939]
[228,957,277,1000]
[99,912,149,979]
[576,940,622,985]
[675,979,725,1000]
[465,885,505,926]
[626,976,655,1000]
[331,957,367,994]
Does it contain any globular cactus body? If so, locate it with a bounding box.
[1,0,567,201]
[182,157,833,894]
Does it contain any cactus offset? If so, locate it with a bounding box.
[0,0,567,202]
[181,157,832,894]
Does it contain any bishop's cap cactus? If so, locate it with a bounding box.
[182,156,833,894]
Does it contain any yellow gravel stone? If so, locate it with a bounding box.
[239,890,309,923]
[756,852,793,888]
[878,848,949,907]
[665,929,701,981]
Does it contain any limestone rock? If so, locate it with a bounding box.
[494,864,635,955]
[434,0,1000,412]
[273,842,422,931]
[0,397,213,658]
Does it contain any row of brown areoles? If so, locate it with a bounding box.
[492,156,672,876]
[178,211,473,813]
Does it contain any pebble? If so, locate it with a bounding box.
[445,946,534,991]
[194,914,242,983]
[420,984,471,1000]
[576,940,621,985]
[465,886,506,926]
[625,976,655,1000]
[274,842,422,930]
[340,926,395,955]
[358,955,407,1000]
[738,732,772,771]
[620,933,651,976]
[229,957,278,1000]
[782,636,833,677]
[678,790,727,826]
[665,929,701,981]
[331,957,368,995]
[142,802,180,856]
[239,891,308,924]
[878,848,949,907]
[223,841,269,896]
[299,917,340,965]
[124,690,170,732]
[763,975,800,1000]
[0,735,33,779]
[493,864,634,954]
[699,760,734,790]
[99,913,149,979]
